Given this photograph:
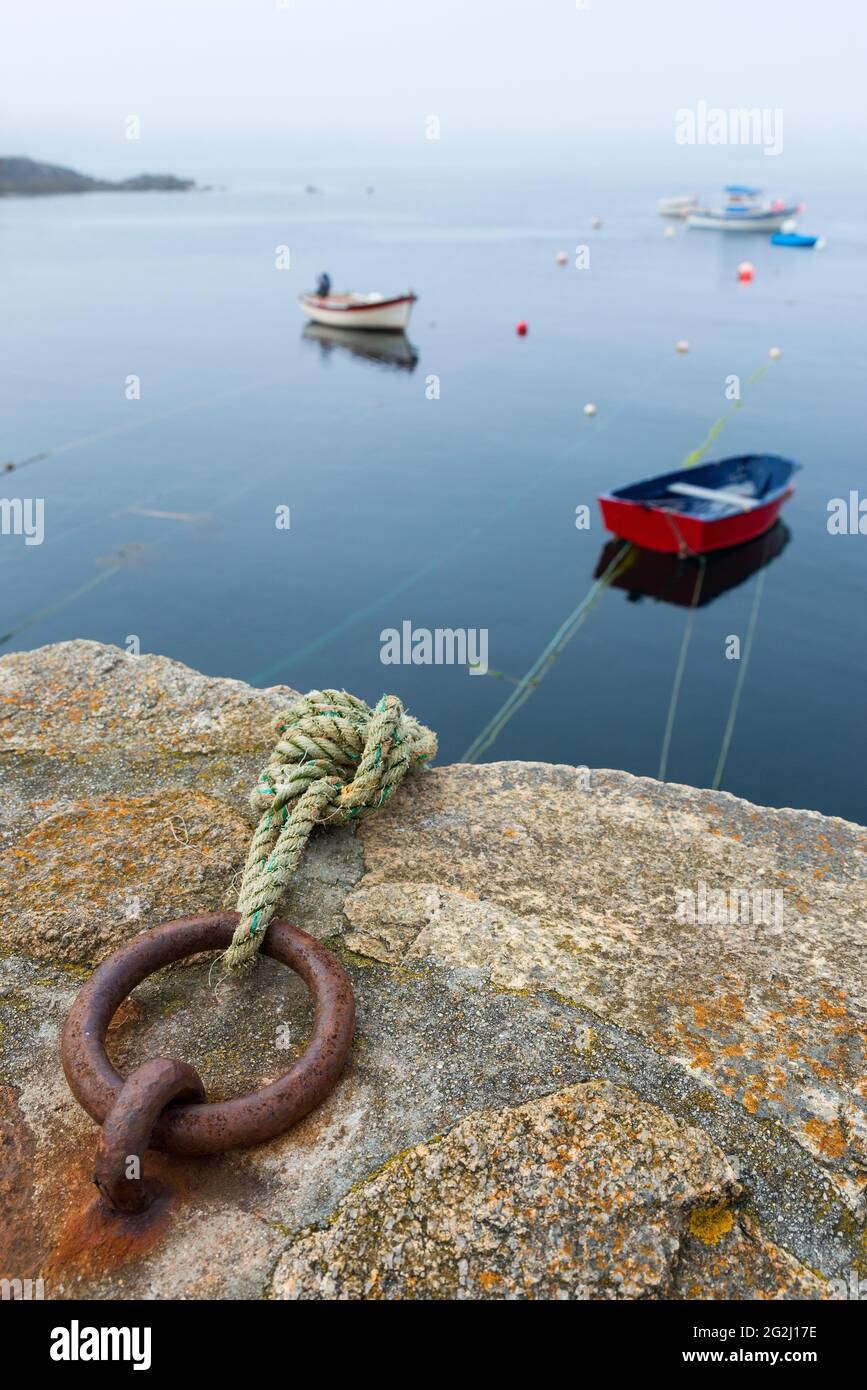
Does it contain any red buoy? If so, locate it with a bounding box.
[516,321,528,336]
[738,261,755,283]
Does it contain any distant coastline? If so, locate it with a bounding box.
[0,156,196,196]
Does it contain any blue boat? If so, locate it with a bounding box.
[771,232,819,248]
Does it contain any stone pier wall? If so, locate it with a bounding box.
[0,642,864,1299]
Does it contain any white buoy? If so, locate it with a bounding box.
[583,403,597,417]
[591,216,602,229]
[664,225,676,238]
[676,340,690,354]
[781,217,798,235]
[769,346,782,359]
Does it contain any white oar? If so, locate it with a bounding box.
[667,482,759,511]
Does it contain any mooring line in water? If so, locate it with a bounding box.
[0,475,208,574]
[458,354,779,765]
[0,566,122,645]
[710,541,770,790]
[657,558,707,782]
[251,362,675,684]
[252,524,489,681]
[680,362,771,470]
[1,375,285,475]
[257,354,776,684]
[0,471,276,644]
[461,542,634,764]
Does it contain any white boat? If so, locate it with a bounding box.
[658,194,698,217]
[687,185,798,232]
[298,290,417,332]
[687,206,797,232]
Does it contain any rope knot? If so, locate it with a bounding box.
[225,690,436,970]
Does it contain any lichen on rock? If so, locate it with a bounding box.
[0,641,864,1300]
[270,1081,825,1301]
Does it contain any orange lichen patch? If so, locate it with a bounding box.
[804,1118,847,1160]
[478,1271,503,1292]
[688,991,745,1033]
[818,999,848,1019]
[742,1087,764,1116]
[663,975,864,1147]
[805,1057,837,1083]
[688,1204,734,1246]
[0,789,250,965]
[789,893,813,913]
[676,1030,714,1072]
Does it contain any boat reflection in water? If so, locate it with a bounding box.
[302,322,419,373]
[594,521,790,607]
[595,522,792,787]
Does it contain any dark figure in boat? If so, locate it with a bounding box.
[315,272,331,298]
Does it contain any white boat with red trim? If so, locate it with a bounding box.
[687,185,799,232]
[298,289,417,332]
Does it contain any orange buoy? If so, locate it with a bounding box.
[738,261,755,283]
[516,321,528,336]
[555,251,568,265]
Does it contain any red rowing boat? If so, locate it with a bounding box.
[597,454,799,555]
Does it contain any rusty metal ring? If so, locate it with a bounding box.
[94,1057,206,1212]
[61,912,355,1157]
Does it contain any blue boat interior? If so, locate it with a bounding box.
[609,454,799,519]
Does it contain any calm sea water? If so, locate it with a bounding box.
[1,169,864,820]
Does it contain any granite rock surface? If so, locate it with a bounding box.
[0,641,863,1300]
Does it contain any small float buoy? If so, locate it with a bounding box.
[738,261,755,283]
[516,321,528,336]
[769,346,782,359]
[591,216,602,230]
[664,225,676,238]
[555,250,568,265]
[583,403,597,417]
[676,340,690,354]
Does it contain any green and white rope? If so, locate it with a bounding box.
[225,690,437,970]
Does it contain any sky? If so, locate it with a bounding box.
[1,0,864,179]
